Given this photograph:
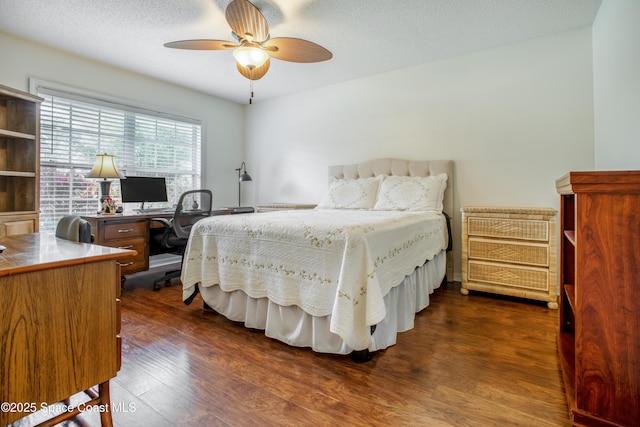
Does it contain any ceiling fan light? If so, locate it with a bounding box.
[233,46,269,69]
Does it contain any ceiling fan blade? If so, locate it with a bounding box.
[226,0,269,43]
[236,58,270,81]
[264,37,332,63]
[164,39,236,50]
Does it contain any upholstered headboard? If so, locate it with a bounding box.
[328,158,454,281]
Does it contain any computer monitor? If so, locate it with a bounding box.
[120,176,168,210]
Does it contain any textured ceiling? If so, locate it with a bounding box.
[0,0,601,105]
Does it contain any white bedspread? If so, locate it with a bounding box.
[181,209,448,350]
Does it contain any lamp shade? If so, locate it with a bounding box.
[233,46,269,70]
[240,171,252,182]
[87,153,125,179]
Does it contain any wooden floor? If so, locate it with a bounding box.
[13,269,570,427]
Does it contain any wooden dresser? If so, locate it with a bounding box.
[0,232,135,426]
[556,171,640,427]
[461,206,558,308]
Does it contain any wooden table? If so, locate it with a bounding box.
[0,232,135,426]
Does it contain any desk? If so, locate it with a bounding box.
[0,232,135,426]
[82,212,172,277]
[82,208,254,277]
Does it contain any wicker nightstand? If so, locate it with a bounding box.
[255,203,317,213]
[461,206,558,309]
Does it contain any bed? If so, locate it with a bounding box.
[181,158,453,359]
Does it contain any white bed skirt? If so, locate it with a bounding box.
[198,250,447,354]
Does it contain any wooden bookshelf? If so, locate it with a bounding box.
[555,171,640,427]
[0,84,43,236]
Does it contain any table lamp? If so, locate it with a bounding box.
[87,153,125,204]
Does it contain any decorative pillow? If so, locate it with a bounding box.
[317,176,382,209]
[373,173,448,212]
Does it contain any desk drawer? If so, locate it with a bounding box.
[103,221,146,241]
[114,237,146,274]
[119,258,146,275]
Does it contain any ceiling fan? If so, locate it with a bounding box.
[165,0,332,100]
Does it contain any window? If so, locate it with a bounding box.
[37,85,202,232]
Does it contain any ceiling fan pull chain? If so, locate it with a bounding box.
[249,79,254,104]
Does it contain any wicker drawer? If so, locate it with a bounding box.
[468,237,549,267]
[467,217,548,241]
[468,260,549,291]
[103,221,146,241]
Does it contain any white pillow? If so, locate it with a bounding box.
[317,176,382,209]
[373,174,448,212]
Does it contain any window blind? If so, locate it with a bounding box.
[38,88,202,231]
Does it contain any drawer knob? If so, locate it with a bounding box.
[118,245,134,249]
[117,229,134,233]
[119,262,134,267]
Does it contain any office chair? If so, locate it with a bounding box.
[152,189,213,291]
[56,215,93,243]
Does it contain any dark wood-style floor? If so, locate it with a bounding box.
[13,268,570,427]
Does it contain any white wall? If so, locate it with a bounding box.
[0,31,245,208]
[592,0,640,169]
[245,28,596,280]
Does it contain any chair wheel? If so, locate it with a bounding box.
[153,283,161,291]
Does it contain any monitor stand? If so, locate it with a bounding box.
[132,201,146,213]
